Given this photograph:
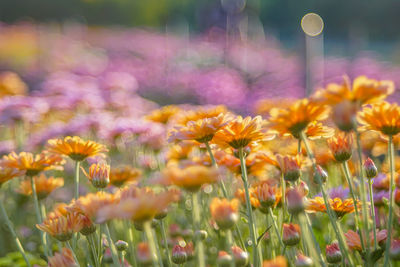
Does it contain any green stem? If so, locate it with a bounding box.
[300,131,354,267]
[152,228,164,267]
[192,192,205,267]
[384,135,395,266]
[0,196,31,267]
[143,221,161,267]
[342,161,366,252]
[87,234,100,267]
[268,208,284,249]
[226,229,235,267]
[280,173,286,234]
[302,213,326,267]
[160,220,172,267]
[368,178,377,250]
[74,161,81,200]
[128,222,137,267]
[238,147,262,267]
[66,241,79,264]
[104,223,122,267]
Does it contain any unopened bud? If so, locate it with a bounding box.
[364,158,378,179]
[217,251,233,267]
[282,223,301,246]
[195,230,208,241]
[313,165,328,184]
[295,253,313,267]
[232,246,248,266]
[326,241,342,264]
[115,240,128,251]
[286,188,305,215]
[172,245,187,264]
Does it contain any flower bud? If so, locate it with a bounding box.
[286,188,305,215]
[217,251,233,267]
[390,239,400,261]
[276,154,301,182]
[327,133,353,162]
[313,165,328,184]
[326,241,342,264]
[282,223,301,246]
[364,158,378,179]
[182,229,194,239]
[210,198,240,230]
[195,230,208,241]
[254,183,276,208]
[115,240,128,251]
[155,208,168,220]
[102,248,113,263]
[298,180,309,197]
[171,245,187,264]
[82,162,110,189]
[169,224,181,238]
[137,242,152,266]
[232,246,248,266]
[332,100,357,132]
[295,253,313,267]
[79,215,96,236]
[184,242,195,261]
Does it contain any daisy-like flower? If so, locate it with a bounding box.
[1,151,65,176]
[253,182,279,209]
[165,141,196,163]
[109,165,142,187]
[213,116,274,149]
[275,154,302,182]
[145,105,181,124]
[82,162,110,189]
[97,186,179,223]
[161,165,219,192]
[0,167,25,186]
[327,132,353,162]
[168,113,231,143]
[235,187,260,209]
[306,197,358,219]
[344,229,388,251]
[305,121,335,140]
[16,174,64,199]
[313,75,394,106]
[210,198,240,230]
[68,191,116,221]
[46,136,108,161]
[254,98,296,118]
[48,248,78,267]
[174,105,228,126]
[268,98,330,138]
[36,211,84,241]
[358,101,400,136]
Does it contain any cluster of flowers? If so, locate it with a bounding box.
[1,73,400,267]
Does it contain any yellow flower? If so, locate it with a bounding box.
[306,197,358,219]
[145,105,181,124]
[210,198,240,230]
[254,98,296,118]
[82,162,110,189]
[305,122,334,140]
[1,151,65,176]
[48,248,78,267]
[345,229,387,251]
[46,136,108,161]
[268,98,329,138]
[37,211,84,241]
[313,75,394,106]
[235,187,260,209]
[174,105,229,126]
[213,116,274,149]
[0,167,25,186]
[0,71,27,97]
[97,186,179,223]
[109,165,142,187]
[161,165,219,192]
[327,132,353,162]
[69,191,116,221]
[168,113,231,143]
[165,141,196,163]
[17,174,64,199]
[358,101,400,136]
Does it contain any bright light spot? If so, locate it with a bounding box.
[301,13,324,37]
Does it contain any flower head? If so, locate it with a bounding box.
[48,248,78,267]
[345,229,387,251]
[275,154,301,182]
[46,136,108,161]
[213,116,274,149]
[82,162,110,188]
[17,174,64,199]
[306,197,358,219]
[253,183,278,209]
[358,102,400,136]
[109,165,142,187]
[262,256,287,267]
[210,198,240,230]
[364,157,378,179]
[0,72,27,97]
[145,105,180,124]
[327,132,353,162]
[172,244,187,264]
[0,167,25,186]
[282,223,301,246]
[37,211,84,241]
[268,98,329,138]
[390,239,400,261]
[326,242,342,264]
[1,151,64,176]
[69,191,116,221]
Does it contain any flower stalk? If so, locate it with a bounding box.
[74,161,80,200]
[160,219,172,267]
[104,223,121,267]
[192,191,205,267]
[384,135,395,266]
[143,221,161,267]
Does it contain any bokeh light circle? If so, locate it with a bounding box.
[301,13,324,36]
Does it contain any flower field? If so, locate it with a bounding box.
[1,23,400,267]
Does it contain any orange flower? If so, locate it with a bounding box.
[275,154,302,182]
[161,165,219,192]
[0,167,25,186]
[46,136,108,161]
[306,197,358,219]
[268,98,329,138]
[69,191,116,221]
[1,151,65,176]
[82,162,110,189]
[174,105,229,126]
[282,223,301,246]
[97,186,179,223]
[145,105,181,124]
[254,98,296,118]
[235,188,260,209]
[253,182,279,209]
[168,113,231,143]
[210,198,240,230]
[358,101,400,136]
[16,174,64,199]
[48,248,78,267]
[327,132,353,162]
[313,75,394,106]
[344,229,388,251]
[0,71,27,97]
[166,141,197,163]
[262,256,287,267]
[109,165,142,187]
[213,116,274,149]
[305,122,334,140]
[37,211,84,241]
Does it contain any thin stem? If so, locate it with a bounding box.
[300,131,354,267]
[152,227,164,267]
[0,197,31,267]
[66,241,79,264]
[384,135,395,267]
[226,229,235,267]
[74,161,81,200]
[160,220,172,267]
[342,161,366,252]
[280,173,286,233]
[104,223,122,267]
[143,221,161,267]
[368,178,377,250]
[192,192,205,267]
[268,208,284,249]
[238,147,262,267]
[87,234,100,267]
[128,222,137,267]
[300,213,327,267]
